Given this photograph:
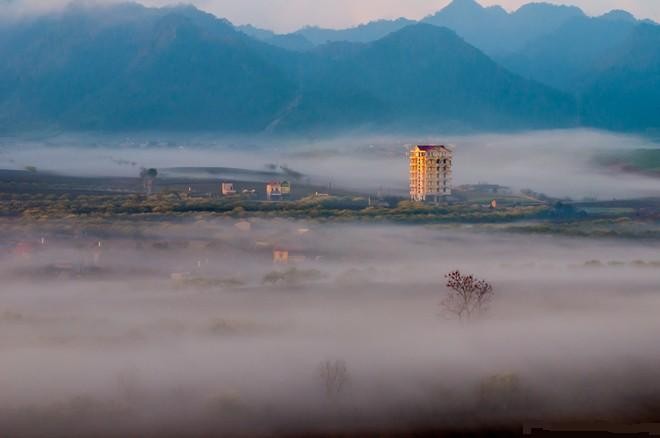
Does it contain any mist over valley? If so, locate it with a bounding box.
[1,0,660,436]
[2,221,660,436]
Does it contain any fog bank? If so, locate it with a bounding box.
[1,220,659,435]
[1,129,658,199]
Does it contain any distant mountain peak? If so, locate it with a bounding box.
[385,22,458,40]
[511,2,585,25]
[600,10,637,23]
[446,0,509,14]
[425,0,508,23]
[237,24,276,40]
[445,0,483,10]
[514,2,584,13]
[292,17,416,46]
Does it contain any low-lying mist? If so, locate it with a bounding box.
[1,129,659,199]
[1,219,659,436]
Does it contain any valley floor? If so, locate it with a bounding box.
[1,165,659,436]
[1,169,659,240]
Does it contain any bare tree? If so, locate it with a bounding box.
[318,359,349,399]
[441,270,494,320]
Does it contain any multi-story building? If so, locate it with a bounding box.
[409,145,453,202]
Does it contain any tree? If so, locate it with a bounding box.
[441,270,494,320]
[140,168,158,195]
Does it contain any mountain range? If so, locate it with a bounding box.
[0,0,657,134]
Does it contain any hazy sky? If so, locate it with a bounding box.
[1,0,659,31]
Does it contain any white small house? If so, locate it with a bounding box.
[221,182,236,196]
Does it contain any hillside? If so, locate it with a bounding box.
[278,24,577,131]
[0,3,299,131]
[0,4,578,133]
[580,24,660,130]
[499,14,641,92]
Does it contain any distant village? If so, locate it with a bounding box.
[167,145,503,205]
[0,144,551,281]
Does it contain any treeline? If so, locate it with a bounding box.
[0,192,547,224]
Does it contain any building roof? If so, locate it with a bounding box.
[416,145,451,152]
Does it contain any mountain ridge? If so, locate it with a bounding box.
[0,1,657,134]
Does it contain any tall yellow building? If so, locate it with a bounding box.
[409,145,453,202]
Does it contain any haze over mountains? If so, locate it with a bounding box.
[0,0,657,134]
